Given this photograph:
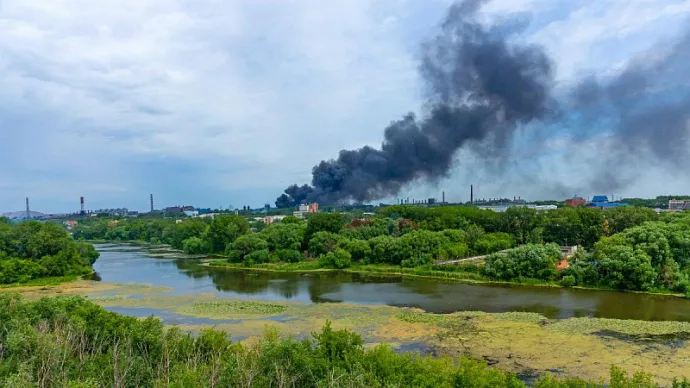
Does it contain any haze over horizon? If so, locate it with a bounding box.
[3,0,690,214]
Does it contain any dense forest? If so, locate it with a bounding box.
[1,294,687,387]
[71,205,690,294]
[0,218,99,284]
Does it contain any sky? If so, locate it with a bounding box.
[1,0,690,213]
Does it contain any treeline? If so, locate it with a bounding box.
[0,218,99,284]
[483,215,690,294]
[621,196,690,209]
[1,294,688,387]
[73,213,517,267]
[72,206,659,268]
[378,205,659,248]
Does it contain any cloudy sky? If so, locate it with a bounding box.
[2,0,690,213]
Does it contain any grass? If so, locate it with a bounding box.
[547,317,690,336]
[0,275,79,289]
[177,300,288,319]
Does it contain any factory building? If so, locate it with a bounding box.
[565,196,587,207]
[586,196,627,209]
[293,202,319,218]
[669,199,690,211]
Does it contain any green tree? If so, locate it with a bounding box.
[342,239,371,262]
[207,215,250,253]
[226,234,268,263]
[304,213,347,248]
[483,243,562,281]
[308,232,346,257]
[182,237,208,254]
[172,219,208,250]
[319,248,352,269]
[261,223,305,251]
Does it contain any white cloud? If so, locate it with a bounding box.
[1,0,689,211]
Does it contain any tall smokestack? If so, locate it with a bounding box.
[25,197,30,220]
[150,194,154,212]
[442,191,445,203]
[470,185,473,204]
[80,197,85,215]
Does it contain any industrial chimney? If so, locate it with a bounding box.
[150,194,154,212]
[80,197,85,215]
[25,197,30,220]
[470,185,474,204]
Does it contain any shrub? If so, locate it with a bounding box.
[319,248,352,269]
[342,239,371,262]
[308,232,346,257]
[276,249,303,263]
[483,243,562,281]
[226,234,269,263]
[182,237,208,254]
[560,275,576,287]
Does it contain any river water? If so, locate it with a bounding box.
[92,244,690,321]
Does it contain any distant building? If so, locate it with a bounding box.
[586,195,627,209]
[264,215,286,225]
[669,199,690,211]
[565,196,587,207]
[63,220,78,229]
[294,202,319,218]
[166,206,196,215]
[591,196,609,203]
[477,204,557,213]
[308,203,319,213]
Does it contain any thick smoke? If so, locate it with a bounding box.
[276,0,690,207]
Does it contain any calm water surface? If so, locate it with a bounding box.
[92,244,690,321]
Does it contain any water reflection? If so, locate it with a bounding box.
[91,245,690,321]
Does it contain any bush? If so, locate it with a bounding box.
[276,249,303,263]
[319,248,352,269]
[483,243,562,281]
[246,249,270,264]
[308,232,346,257]
[342,239,371,262]
[182,237,208,254]
[226,234,269,263]
[473,232,515,255]
[560,275,576,287]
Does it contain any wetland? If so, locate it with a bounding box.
[6,243,690,385]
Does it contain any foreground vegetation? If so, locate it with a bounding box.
[1,294,688,387]
[0,218,99,284]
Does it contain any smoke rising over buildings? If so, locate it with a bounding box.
[276,0,690,207]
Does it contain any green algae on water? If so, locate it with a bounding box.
[177,300,287,319]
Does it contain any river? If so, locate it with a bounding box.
[90,243,690,322]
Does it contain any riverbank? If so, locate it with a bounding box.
[206,260,689,299]
[0,275,79,289]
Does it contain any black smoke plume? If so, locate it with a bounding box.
[276,0,690,207]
